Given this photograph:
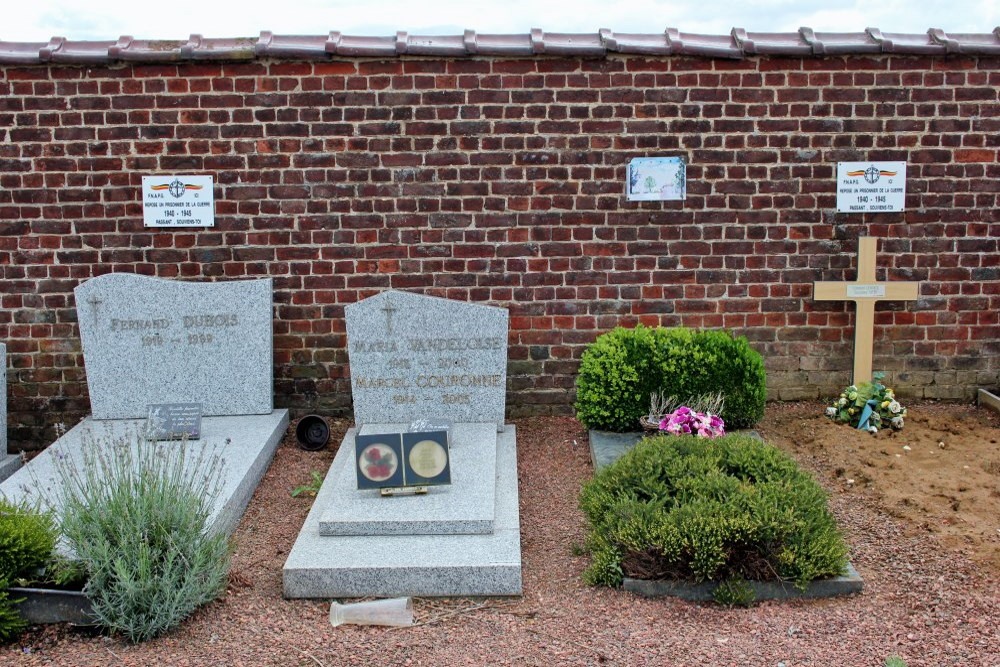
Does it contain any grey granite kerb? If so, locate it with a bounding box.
[75,273,274,419]
[0,342,20,482]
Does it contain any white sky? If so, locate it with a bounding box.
[3,0,998,41]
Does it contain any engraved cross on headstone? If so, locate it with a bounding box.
[381,298,397,335]
[86,294,103,327]
[813,237,920,385]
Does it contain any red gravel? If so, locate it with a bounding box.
[3,412,998,666]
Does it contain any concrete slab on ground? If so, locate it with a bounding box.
[0,410,289,539]
[283,424,522,598]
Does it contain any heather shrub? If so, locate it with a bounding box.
[574,325,766,432]
[0,500,59,643]
[580,434,849,595]
[0,583,26,644]
[56,432,231,643]
[0,498,58,581]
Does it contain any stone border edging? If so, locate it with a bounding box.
[623,563,864,601]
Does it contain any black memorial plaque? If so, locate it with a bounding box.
[146,403,202,440]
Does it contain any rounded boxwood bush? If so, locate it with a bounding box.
[579,433,849,591]
[574,325,766,432]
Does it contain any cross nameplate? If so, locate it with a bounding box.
[813,237,920,385]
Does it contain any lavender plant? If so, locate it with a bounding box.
[55,429,230,643]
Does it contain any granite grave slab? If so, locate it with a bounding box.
[2,275,288,547]
[0,342,22,482]
[0,411,288,540]
[345,290,508,429]
[75,273,273,419]
[319,422,496,536]
[283,424,521,598]
[284,290,521,597]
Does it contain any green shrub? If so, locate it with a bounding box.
[0,500,59,644]
[579,434,849,592]
[574,325,766,432]
[0,581,27,644]
[0,498,58,581]
[56,432,231,643]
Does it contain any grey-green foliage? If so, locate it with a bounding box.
[884,657,908,667]
[580,434,849,593]
[56,431,231,643]
[574,325,767,432]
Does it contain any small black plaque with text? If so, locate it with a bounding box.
[146,403,202,440]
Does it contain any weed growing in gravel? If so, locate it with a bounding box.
[884,657,907,667]
[291,470,324,498]
[55,430,231,643]
[711,577,755,608]
[580,433,849,593]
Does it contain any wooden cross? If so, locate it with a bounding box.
[381,298,397,335]
[813,237,919,385]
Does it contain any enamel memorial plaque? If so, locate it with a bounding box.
[355,430,451,491]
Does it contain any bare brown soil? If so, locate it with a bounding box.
[759,401,1000,573]
[3,403,998,665]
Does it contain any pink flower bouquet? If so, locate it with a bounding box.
[659,406,726,439]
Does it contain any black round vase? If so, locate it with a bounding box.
[295,415,330,451]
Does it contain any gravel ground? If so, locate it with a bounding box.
[3,411,999,666]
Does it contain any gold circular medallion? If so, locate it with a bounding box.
[408,439,447,479]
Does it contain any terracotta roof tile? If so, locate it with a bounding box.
[1,28,999,64]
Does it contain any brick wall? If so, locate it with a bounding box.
[1,53,998,449]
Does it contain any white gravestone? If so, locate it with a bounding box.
[75,274,273,419]
[345,290,508,429]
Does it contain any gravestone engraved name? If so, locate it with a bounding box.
[75,273,273,420]
[345,290,508,428]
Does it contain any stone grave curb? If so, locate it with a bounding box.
[0,455,21,483]
[9,587,95,626]
[623,563,864,601]
[588,428,763,471]
[977,388,1000,416]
